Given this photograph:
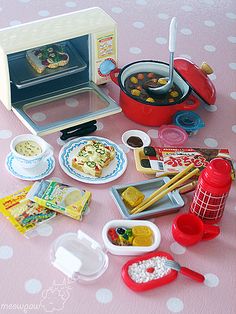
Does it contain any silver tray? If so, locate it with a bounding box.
[110,177,185,219]
[8,41,87,89]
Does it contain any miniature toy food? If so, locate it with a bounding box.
[15,140,42,156]
[72,140,115,177]
[124,71,183,104]
[121,186,145,208]
[26,44,69,74]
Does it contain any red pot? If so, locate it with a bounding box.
[110,59,216,126]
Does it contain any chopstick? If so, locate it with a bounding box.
[130,163,195,214]
[130,166,199,215]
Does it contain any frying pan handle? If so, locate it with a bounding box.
[180,266,205,283]
[110,68,120,86]
[181,94,200,111]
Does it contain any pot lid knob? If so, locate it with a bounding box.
[201,62,214,75]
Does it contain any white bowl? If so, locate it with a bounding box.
[122,130,151,150]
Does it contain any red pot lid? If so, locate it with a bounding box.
[174,58,216,105]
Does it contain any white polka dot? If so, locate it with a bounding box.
[204,20,215,27]
[166,297,184,313]
[119,143,130,154]
[179,54,192,60]
[209,73,216,80]
[204,273,219,287]
[226,12,236,19]
[204,45,216,52]
[228,36,236,43]
[96,288,113,304]
[230,92,236,100]
[25,279,42,294]
[111,7,123,13]
[49,177,63,183]
[96,121,104,130]
[0,246,13,259]
[133,21,145,29]
[170,242,186,255]
[181,5,193,12]
[65,98,79,108]
[38,10,50,17]
[65,1,77,7]
[32,112,47,122]
[232,125,236,133]
[0,130,12,139]
[0,7,2,11]
[229,63,236,70]
[203,104,218,112]
[180,28,192,35]
[18,0,31,3]
[129,47,142,54]
[158,13,169,20]
[147,129,158,138]
[36,224,53,237]
[155,37,167,45]
[9,20,22,26]
[204,138,218,148]
[136,0,147,5]
[57,138,65,146]
[234,205,236,211]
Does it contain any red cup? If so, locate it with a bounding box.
[172,213,220,246]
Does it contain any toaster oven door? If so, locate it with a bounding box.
[11,82,121,136]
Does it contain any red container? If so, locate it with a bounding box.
[189,158,232,224]
[110,59,216,126]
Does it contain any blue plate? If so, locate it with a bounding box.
[5,153,55,181]
[59,136,127,184]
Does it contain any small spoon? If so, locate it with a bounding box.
[146,17,177,95]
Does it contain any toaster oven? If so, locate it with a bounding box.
[0,7,121,136]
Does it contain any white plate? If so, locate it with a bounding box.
[122,130,151,150]
[5,153,55,181]
[59,136,127,184]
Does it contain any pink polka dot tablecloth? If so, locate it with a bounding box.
[0,1,236,314]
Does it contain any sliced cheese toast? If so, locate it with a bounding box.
[72,140,115,177]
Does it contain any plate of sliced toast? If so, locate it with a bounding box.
[59,136,127,184]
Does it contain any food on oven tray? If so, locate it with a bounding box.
[125,72,183,104]
[26,44,69,74]
[121,186,145,208]
[72,140,116,177]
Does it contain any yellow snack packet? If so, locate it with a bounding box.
[0,186,56,236]
[27,180,91,220]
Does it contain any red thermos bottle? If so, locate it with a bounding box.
[189,158,232,224]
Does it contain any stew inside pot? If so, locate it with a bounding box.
[124,72,183,104]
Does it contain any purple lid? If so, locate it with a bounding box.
[158,125,188,147]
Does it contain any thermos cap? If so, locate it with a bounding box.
[203,158,232,188]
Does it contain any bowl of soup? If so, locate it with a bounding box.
[110,59,211,126]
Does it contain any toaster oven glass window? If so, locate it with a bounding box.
[24,88,111,126]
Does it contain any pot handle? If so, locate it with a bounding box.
[110,68,120,86]
[180,94,200,111]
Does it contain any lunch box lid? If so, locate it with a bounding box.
[174,58,216,105]
[51,230,109,281]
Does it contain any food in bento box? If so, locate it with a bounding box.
[72,140,115,177]
[121,186,145,208]
[26,44,69,74]
[107,225,153,247]
[124,72,183,104]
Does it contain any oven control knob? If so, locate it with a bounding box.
[99,59,116,75]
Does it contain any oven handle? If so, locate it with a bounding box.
[110,68,120,86]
